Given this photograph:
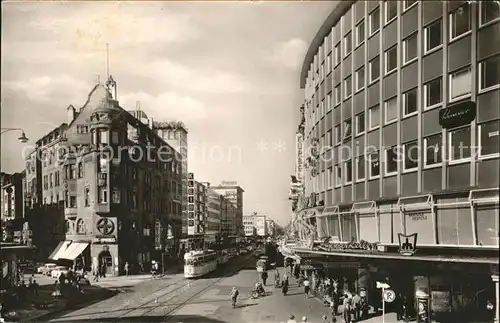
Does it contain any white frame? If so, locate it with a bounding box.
[449,3,472,42]
[355,112,365,136]
[479,0,500,27]
[334,125,341,145]
[355,66,365,92]
[335,85,341,105]
[423,77,443,110]
[327,129,332,147]
[368,152,380,179]
[320,100,325,117]
[327,167,333,189]
[403,0,417,12]
[449,66,472,102]
[384,45,398,75]
[344,159,353,185]
[448,126,472,165]
[355,155,366,182]
[344,75,352,99]
[334,44,341,66]
[356,20,365,47]
[424,19,443,54]
[369,56,380,83]
[343,118,353,140]
[326,53,332,74]
[369,105,381,130]
[423,134,443,169]
[384,97,398,125]
[479,56,500,93]
[403,87,418,118]
[384,0,398,25]
[403,33,418,65]
[369,7,380,36]
[334,164,342,188]
[326,93,332,112]
[344,31,353,57]
[402,140,419,173]
[478,121,500,160]
[384,146,398,176]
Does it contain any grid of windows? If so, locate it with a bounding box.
[302,0,499,201]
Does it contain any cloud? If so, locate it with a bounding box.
[265,38,308,69]
[132,59,248,95]
[2,75,91,103]
[119,91,208,124]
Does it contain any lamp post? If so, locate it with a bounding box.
[0,128,29,143]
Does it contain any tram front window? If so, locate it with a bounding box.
[185,259,194,266]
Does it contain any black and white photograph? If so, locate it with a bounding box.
[1,1,499,322]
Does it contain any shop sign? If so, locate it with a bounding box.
[319,239,379,252]
[439,100,476,129]
[321,261,360,269]
[398,233,417,256]
[407,212,428,221]
[93,236,116,244]
[417,297,430,323]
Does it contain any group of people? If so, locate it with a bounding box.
[52,268,87,298]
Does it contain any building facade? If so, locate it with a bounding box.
[211,181,245,237]
[292,1,499,322]
[24,79,184,275]
[204,183,222,243]
[243,215,256,237]
[265,219,275,237]
[1,172,27,243]
[254,214,267,237]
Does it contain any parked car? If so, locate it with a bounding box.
[51,266,69,279]
[37,263,57,276]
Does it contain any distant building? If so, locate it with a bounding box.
[242,215,255,237]
[211,181,244,236]
[203,183,222,243]
[265,219,275,237]
[254,214,266,237]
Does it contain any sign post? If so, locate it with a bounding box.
[377,281,392,323]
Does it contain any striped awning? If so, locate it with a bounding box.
[49,241,71,260]
[60,242,89,261]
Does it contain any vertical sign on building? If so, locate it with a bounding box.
[296,133,304,181]
[187,173,195,235]
[154,220,162,250]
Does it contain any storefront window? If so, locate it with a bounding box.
[316,217,329,238]
[476,204,499,246]
[405,210,435,244]
[392,210,404,241]
[341,213,357,242]
[357,214,377,243]
[326,214,340,239]
[437,198,474,246]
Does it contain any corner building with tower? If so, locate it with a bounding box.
[290,1,500,322]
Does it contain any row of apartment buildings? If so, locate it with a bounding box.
[289,1,499,322]
[1,77,244,276]
[243,212,276,237]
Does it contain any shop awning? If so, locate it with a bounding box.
[60,242,89,261]
[49,241,71,261]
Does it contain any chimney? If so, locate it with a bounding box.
[67,105,76,124]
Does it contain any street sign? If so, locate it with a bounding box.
[376,281,390,289]
[383,289,396,303]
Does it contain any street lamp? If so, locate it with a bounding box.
[0,128,29,143]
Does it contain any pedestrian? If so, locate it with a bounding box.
[282,279,289,296]
[93,269,99,282]
[287,315,297,323]
[124,262,129,276]
[32,280,39,297]
[301,316,308,323]
[230,287,239,308]
[342,294,352,323]
[261,271,268,286]
[303,277,310,298]
[352,292,361,321]
[322,314,329,323]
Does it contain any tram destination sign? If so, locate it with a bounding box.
[439,100,476,129]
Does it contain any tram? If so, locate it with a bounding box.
[184,250,218,278]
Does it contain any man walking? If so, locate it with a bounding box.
[230,287,239,308]
[342,294,352,323]
[303,276,310,298]
[124,262,130,276]
[352,292,361,322]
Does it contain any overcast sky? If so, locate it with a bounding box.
[1,1,337,225]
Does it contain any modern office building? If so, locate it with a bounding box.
[24,78,184,275]
[203,182,222,243]
[243,214,256,237]
[211,181,245,236]
[290,1,499,322]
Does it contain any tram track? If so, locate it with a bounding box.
[114,253,254,321]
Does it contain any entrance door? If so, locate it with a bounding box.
[102,256,113,275]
